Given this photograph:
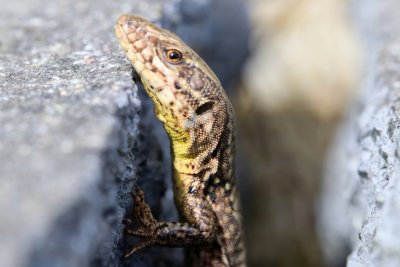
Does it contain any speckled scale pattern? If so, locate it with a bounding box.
[115,14,246,267]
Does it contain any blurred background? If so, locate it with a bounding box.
[234,0,361,266]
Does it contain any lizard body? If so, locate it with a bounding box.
[115,15,246,267]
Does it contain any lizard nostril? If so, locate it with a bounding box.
[174,81,182,90]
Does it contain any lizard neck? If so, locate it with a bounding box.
[170,104,236,198]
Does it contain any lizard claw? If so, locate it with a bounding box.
[124,239,155,258]
[128,185,144,199]
[133,185,144,200]
[125,227,153,237]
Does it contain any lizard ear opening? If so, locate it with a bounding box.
[195,101,214,115]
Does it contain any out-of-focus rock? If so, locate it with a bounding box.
[238,0,362,266]
[319,0,400,266]
[244,0,361,118]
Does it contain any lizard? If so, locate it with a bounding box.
[115,14,246,267]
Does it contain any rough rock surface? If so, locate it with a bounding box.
[0,0,249,267]
[318,0,400,266]
[0,1,166,266]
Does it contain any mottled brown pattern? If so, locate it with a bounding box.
[115,14,246,267]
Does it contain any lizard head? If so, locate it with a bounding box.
[116,14,231,158]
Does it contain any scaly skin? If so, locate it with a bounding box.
[115,14,246,267]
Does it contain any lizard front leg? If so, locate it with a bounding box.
[124,186,217,258]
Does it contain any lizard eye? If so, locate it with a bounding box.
[166,49,183,63]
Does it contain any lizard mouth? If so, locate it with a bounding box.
[116,15,146,43]
[116,14,192,121]
[115,15,179,97]
[115,15,158,75]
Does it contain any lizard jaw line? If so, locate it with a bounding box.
[116,16,157,82]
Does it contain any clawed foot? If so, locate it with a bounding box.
[123,186,159,257]
[124,239,157,258]
[122,186,216,259]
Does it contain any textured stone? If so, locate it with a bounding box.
[0,0,249,266]
[318,0,400,266]
[0,0,165,267]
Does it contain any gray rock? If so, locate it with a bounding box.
[0,0,249,266]
[0,0,167,266]
[318,0,400,266]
